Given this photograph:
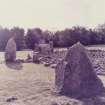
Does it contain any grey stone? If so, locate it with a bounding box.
[5,38,16,62]
[50,64,57,68]
[44,62,50,67]
[33,52,40,63]
[55,42,104,98]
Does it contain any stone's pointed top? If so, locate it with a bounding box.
[75,41,84,47]
[6,37,15,44]
[65,42,86,62]
[8,37,14,41]
[69,42,85,51]
[73,42,82,46]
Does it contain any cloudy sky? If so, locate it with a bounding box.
[0,0,105,30]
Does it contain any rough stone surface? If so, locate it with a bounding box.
[55,42,104,98]
[5,38,16,62]
[33,52,40,63]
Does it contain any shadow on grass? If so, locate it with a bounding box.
[76,89,105,105]
[81,94,105,105]
[52,87,105,105]
[5,61,23,70]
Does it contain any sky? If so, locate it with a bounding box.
[0,0,105,30]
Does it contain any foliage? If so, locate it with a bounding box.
[1,24,105,51]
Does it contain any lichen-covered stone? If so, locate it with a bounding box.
[5,38,16,62]
[55,42,104,98]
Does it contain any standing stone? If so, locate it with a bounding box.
[55,59,67,93]
[55,42,104,98]
[33,52,40,63]
[5,38,16,62]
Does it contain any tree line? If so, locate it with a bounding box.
[0,24,105,51]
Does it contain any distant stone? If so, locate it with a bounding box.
[33,52,40,63]
[5,38,16,62]
[55,42,104,98]
[44,62,50,67]
[50,64,57,68]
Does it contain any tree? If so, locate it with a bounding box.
[25,28,43,49]
[0,28,12,51]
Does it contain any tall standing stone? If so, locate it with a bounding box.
[55,42,104,98]
[5,38,16,62]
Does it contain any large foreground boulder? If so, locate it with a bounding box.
[5,38,16,62]
[55,42,104,98]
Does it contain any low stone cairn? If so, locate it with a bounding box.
[32,46,67,68]
[55,42,104,98]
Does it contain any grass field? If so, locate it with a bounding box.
[0,50,105,105]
